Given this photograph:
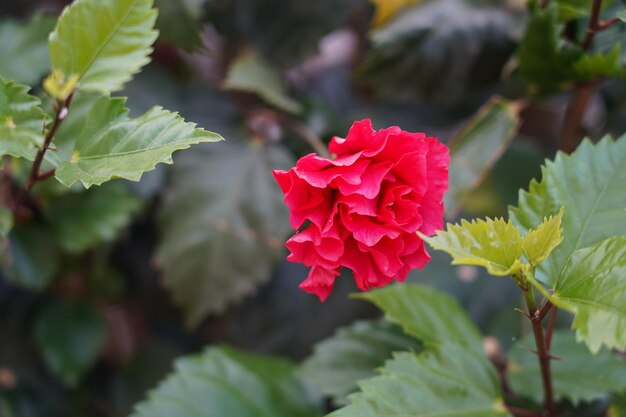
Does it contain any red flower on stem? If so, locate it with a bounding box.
[274,119,449,301]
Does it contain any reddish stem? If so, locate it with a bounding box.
[582,0,603,50]
[13,93,73,211]
[545,307,558,350]
[528,302,556,416]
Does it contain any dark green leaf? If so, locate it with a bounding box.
[361,0,517,105]
[330,342,511,417]
[131,346,321,417]
[157,141,294,326]
[508,330,626,404]
[2,223,60,291]
[54,96,223,188]
[154,0,204,49]
[48,0,158,93]
[445,97,521,217]
[0,78,46,161]
[518,3,582,93]
[0,15,56,85]
[510,137,626,287]
[356,284,484,349]
[44,183,141,253]
[224,51,302,114]
[33,301,106,387]
[300,319,421,405]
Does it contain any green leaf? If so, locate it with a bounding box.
[54,96,223,188]
[421,217,524,276]
[0,78,46,161]
[355,284,484,349]
[573,44,622,81]
[48,0,158,94]
[223,51,302,114]
[510,137,626,286]
[157,141,294,327]
[154,0,204,49]
[2,223,60,291]
[330,342,511,417]
[557,0,593,20]
[518,3,582,93]
[508,330,626,404]
[44,183,141,253]
[131,346,321,417]
[0,15,56,85]
[361,0,517,105]
[618,10,626,22]
[0,206,12,237]
[300,319,421,405]
[445,97,521,217]
[549,236,626,353]
[33,300,106,387]
[523,206,564,267]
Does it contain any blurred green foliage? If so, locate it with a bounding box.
[1,0,626,416]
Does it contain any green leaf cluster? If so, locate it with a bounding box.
[131,347,322,417]
[328,285,511,417]
[421,208,564,277]
[511,137,626,352]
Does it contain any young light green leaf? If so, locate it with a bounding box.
[573,44,621,82]
[356,284,484,349]
[330,343,511,417]
[300,319,421,406]
[33,301,106,387]
[445,97,521,217]
[48,0,158,93]
[523,207,564,267]
[224,50,302,114]
[508,330,626,404]
[510,137,626,286]
[0,15,56,85]
[44,183,141,253]
[131,347,321,417]
[0,78,46,160]
[421,217,524,276]
[618,10,626,22]
[550,236,626,353]
[157,141,293,327]
[0,206,12,237]
[54,96,223,188]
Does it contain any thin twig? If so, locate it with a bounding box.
[286,120,331,159]
[13,92,74,212]
[582,0,604,51]
[545,307,558,350]
[559,82,595,153]
[527,297,556,416]
[537,300,553,321]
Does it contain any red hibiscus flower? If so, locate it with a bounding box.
[273,119,449,301]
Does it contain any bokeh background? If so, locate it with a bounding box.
[1,0,625,416]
